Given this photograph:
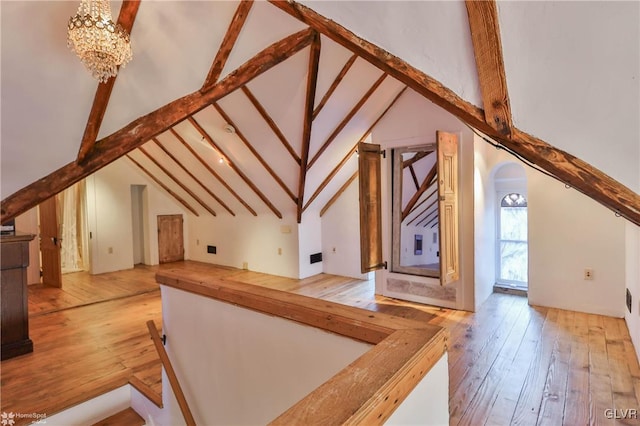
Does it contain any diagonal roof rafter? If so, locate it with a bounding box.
[170,128,257,216]
[1,27,315,222]
[76,0,142,164]
[201,0,255,92]
[153,138,236,216]
[188,117,283,219]
[212,103,297,204]
[138,146,218,216]
[126,155,199,216]
[296,31,321,223]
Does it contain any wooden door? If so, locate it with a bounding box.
[39,196,62,287]
[158,215,184,264]
[358,142,385,273]
[437,131,460,285]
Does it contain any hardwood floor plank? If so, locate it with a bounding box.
[537,309,574,425]
[4,260,638,426]
[455,297,532,425]
[510,308,561,425]
[483,304,548,426]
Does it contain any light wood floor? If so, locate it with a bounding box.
[2,261,639,425]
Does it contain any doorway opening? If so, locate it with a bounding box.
[493,163,528,293]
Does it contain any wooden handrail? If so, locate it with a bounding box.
[156,269,448,424]
[146,320,196,426]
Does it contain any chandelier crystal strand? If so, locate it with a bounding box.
[67,0,132,83]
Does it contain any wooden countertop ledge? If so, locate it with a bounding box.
[156,269,448,425]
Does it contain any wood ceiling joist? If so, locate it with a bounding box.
[320,171,358,217]
[312,54,358,120]
[76,0,141,164]
[270,0,640,227]
[415,204,438,227]
[407,186,438,225]
[307,73,387,170]
[402,163,438,221]
[1,28,314,222]
[296,31,321,223]
[409,166,420,191]
[424,214,439,229]
[171,128,257,216]
[402,151,430,169]
[302,86,408,214]
[241,86,300,165]
[126,155,199,216]
[153,138,236,216]
[138,147,218,216]
[302,145,356,213]
[188,117,282,219]
[213,103,297,203]
[201,0,254,92]
[465,0,512,137]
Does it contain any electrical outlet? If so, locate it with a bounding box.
[108,247,113,254]
[277,248,282,255]
[584,268,594,280]
[242,262,248,270]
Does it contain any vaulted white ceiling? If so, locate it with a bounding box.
[1,1,638,222]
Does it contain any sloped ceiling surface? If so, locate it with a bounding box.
[1,0,638,225]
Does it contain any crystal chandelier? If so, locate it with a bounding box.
[67,0,132,83]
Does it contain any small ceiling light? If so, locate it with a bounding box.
[219,157,224,164]
[224,124,236,134]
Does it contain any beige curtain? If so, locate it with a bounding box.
[59,181,87,273]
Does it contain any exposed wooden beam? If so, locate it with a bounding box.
[320,171,358,217]
[303,86,408,213]
[415,203,438,226]
[188,117,282,219]
[126,155,199,216]
[1,28,314,222]
[138,147,218,216]
[465,0,512,136]
[424,214,439,229]
[201,0,254,92]
[402,163,438,221]
[171,128,256,216]
[312,54,358,120]
[297,31,321,223]
[76,0,141,163]
[303,145,357,213]
[411,188,438,225]
[213,103,297,203]
[409,165,420,191]
[402,151,429,169]
[270,0,640,226]
[307,73,387,170]
[241,86,300,165]
[153,138,236,216]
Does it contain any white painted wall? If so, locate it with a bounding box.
[386,353,449,426]
[473,142,496,308]
[44,385,130,426]
[299,211,324,279]
[186,212,300,278]
[626,223,640,362]
[475,135,627,317]
[373,89,475,311]
[320,177,369,280]
[86,159,190,274]
[499,1,640,192]
[400,224,439,267]
[158,285,372,425]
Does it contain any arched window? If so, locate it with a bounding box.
[498,192,528,286]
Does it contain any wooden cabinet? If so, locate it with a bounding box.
[1,232,35,360]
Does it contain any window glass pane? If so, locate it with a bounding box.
[500,241,528,282]
[500,207,527,241]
